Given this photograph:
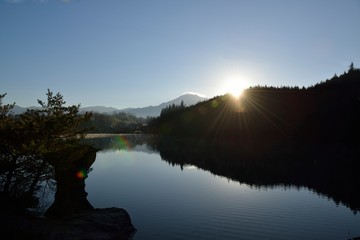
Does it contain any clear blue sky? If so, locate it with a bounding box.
[1,0,360,109]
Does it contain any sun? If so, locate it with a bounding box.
[222,79,249,98]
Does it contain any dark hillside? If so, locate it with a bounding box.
[149,66,360,145]
[303,67,360,144]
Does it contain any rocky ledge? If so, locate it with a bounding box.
[1,207,136,240]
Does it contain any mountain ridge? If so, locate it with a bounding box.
[120,93,207,117]
[11,93,208,118]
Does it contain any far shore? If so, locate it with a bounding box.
[85,133,139,139]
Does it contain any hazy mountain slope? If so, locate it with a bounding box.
[11,105,27,115]
[11,106,41,115]
[121,93,207,118]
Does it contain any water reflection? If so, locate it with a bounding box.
[151,136,360,213]
[11,134,359,238]
[86,134,360,214]
[85,134,360,239]
[84,134,155,153]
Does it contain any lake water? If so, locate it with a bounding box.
[83,135,360,240]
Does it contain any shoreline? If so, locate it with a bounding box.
[85,133,140,139]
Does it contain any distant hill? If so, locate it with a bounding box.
[11,105,27,115]
[11,105,41,115]
[120,93,207,118]
[12,93,207,118]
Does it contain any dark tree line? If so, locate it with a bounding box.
[160,100,186,117]
[81,112,148,133]
[149,64,360,145]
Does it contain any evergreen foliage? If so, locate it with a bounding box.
[0,90,93,211]
[160,100,186,117]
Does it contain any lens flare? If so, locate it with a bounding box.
[114,135,132,150]
[76,169,87,179]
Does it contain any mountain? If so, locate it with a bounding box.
[12,93,208,118]
[11,105,41,115]
[120,93,207,118]
[11,105,27,115]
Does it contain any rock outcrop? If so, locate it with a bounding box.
[44,207,136,240]
[1,207,136,240]
[45,146,97,218]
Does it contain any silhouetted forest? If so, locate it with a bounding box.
[80,112,148,133]
[149,64,360,146]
